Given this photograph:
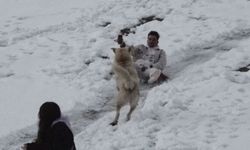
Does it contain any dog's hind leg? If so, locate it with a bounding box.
[127,103,137,121]
[126,104,136,121]
[110,103,122,126]
[127,92,139,121]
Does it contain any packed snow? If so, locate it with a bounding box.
[0,0,250,149]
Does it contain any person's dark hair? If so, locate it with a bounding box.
[148,31,160,40]
[36,102,61,143]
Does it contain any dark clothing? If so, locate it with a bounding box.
[26,122,76,150]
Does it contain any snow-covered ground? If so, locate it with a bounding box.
[1,0,250,149]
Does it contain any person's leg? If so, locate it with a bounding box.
[157,68,169,83]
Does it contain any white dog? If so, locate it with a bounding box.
[110,47,140,126]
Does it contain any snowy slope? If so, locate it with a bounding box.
[0,0,250,150]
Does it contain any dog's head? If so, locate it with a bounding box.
[111,47,134,63]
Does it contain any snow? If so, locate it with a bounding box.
[1,0,250,149]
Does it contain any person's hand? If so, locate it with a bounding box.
[117,34,123,45]
[21,144,27,150]
[117,34,126,47]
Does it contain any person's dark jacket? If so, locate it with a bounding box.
[26,117,76,150]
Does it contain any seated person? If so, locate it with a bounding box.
[117,31,168,84]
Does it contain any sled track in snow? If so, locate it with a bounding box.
[167,28,250,78]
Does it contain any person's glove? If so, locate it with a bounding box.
[117,34,126,47]
[117,34,123,44]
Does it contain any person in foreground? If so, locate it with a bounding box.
[21,101,76,150]
[117,31,168,84]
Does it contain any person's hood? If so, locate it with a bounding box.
[51,115,71,129]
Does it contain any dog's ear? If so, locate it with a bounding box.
[111,48,116,53]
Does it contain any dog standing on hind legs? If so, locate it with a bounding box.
[110,47,140,126]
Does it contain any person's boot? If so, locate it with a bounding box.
[157,73,169,83]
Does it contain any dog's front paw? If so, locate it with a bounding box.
[124,81,135,90]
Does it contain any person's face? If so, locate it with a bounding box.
[147,35,158,48]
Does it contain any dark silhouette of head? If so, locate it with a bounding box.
[36,102,61,143]
[39,101,61,122]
